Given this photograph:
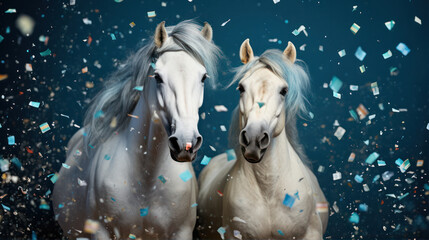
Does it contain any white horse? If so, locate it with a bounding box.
[52,20,221,239]
[198,39,328,239]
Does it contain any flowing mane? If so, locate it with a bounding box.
[83,20,221,152]
[228,49,311,165]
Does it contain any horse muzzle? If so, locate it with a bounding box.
[168,134,202,162]
[239,123,270,163]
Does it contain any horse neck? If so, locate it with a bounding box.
[126,83,168,171]
[239,129,303,192]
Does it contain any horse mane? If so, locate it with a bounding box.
[83,20,221,153]
[227,49,312,166]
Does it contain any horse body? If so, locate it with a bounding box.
[52,20,220,239]
[198,40,327,240]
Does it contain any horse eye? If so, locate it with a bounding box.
[201,73,208,83]
[238,84,245,94]
[154,73,163,84]
[280,87,288,96]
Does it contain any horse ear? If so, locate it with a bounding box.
[201,22,213,42]
[240,39,254,64]
[154,21,168,48]
[283,41,296,63]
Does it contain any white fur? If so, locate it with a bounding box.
[52,43,207,239]
[198,62,328,239]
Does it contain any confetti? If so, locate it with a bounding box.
[414,16,422,25]
[39,49,51,57]
[365,152,379,164]
[39,122,51,133]
[214,105,228,112]
[396,43,410,56]
[371,82,379,95]
[226,149,236,161]
[283,193,296,208]
[354,46,367,61]
[329,76,343,93]
[84,219,100,234]
[16,14,35,36]
[158,175,166,183]
[385,20,395,30]
[129,22,136,28]
[257,102,265,108]
[200,155,211,165]
[334,126,346,140]
[8,136,15,145]
[350,23,360,34]
[29,101,40,108]
[147,11,156,18]
[140,207,149,217]
[338,49,346,57]
[221,19,231,27]
[5,9,17,13]
[356,104,368,120]
[382,50,392,59]
[333,171,342,181]
[179,170,192,182]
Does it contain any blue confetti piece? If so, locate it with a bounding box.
[354,175,363,183]
[8,136,15,145]
[39,203,50,210]
[29,101,40,108]
[294,191,300,200]
[349,110,359,121]
[111,197,116,202]
[50,173,59,183]
[6,26,10,34]
[359,203,368,212]
[217,227,226,237]
[89,144,95,149]
[424,183,429,191]
[377,160,386,166]
[110,33,116,40]
[58,203,64,208]
[395,158,403,166]
[32,231,37,240]
[365,152,379,164]
[257,102,265,108]
[39,49,51,57]
[277,230,285,236]
[372,174,380,183]
[11,157,21,169]
[133,86,143,91]
[349,212,359,224]
[62,163,70,169]
[158,175,166,183]
[0,35,4,43]
[2,204,10,211]
[200,155,212,165]
[45,189,51,196]
[396,42,410,56]
[150,62,156,69]
[94,110,104,118]
[283,193,296,208]
[354,46,367,61]
[140,207,149,217]
[329,76,342,93]
[5,9,16,13]
[147,11,156,18]
[226,149,236,161]
[104,154,111,160]
[179,170,193,182]
[191,203,198,207]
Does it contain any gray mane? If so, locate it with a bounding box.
[228,49,312,166]
[83,20,221,152]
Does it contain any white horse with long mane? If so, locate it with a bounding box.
[198,39,328,239]
[52,20,221,239]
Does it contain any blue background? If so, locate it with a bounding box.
[0,0,428,239]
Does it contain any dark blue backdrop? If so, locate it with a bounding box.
[0,0,428,239]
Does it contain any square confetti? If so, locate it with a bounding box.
[179,170,193,182]
[39,122,51,133]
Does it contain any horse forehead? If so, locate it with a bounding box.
[243,68,286,95]
[158,51,205,74]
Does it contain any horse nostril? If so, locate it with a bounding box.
[193,136,203,152]
[239,130,250,147]
[258,131,270,149]
[168,136,181,153]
